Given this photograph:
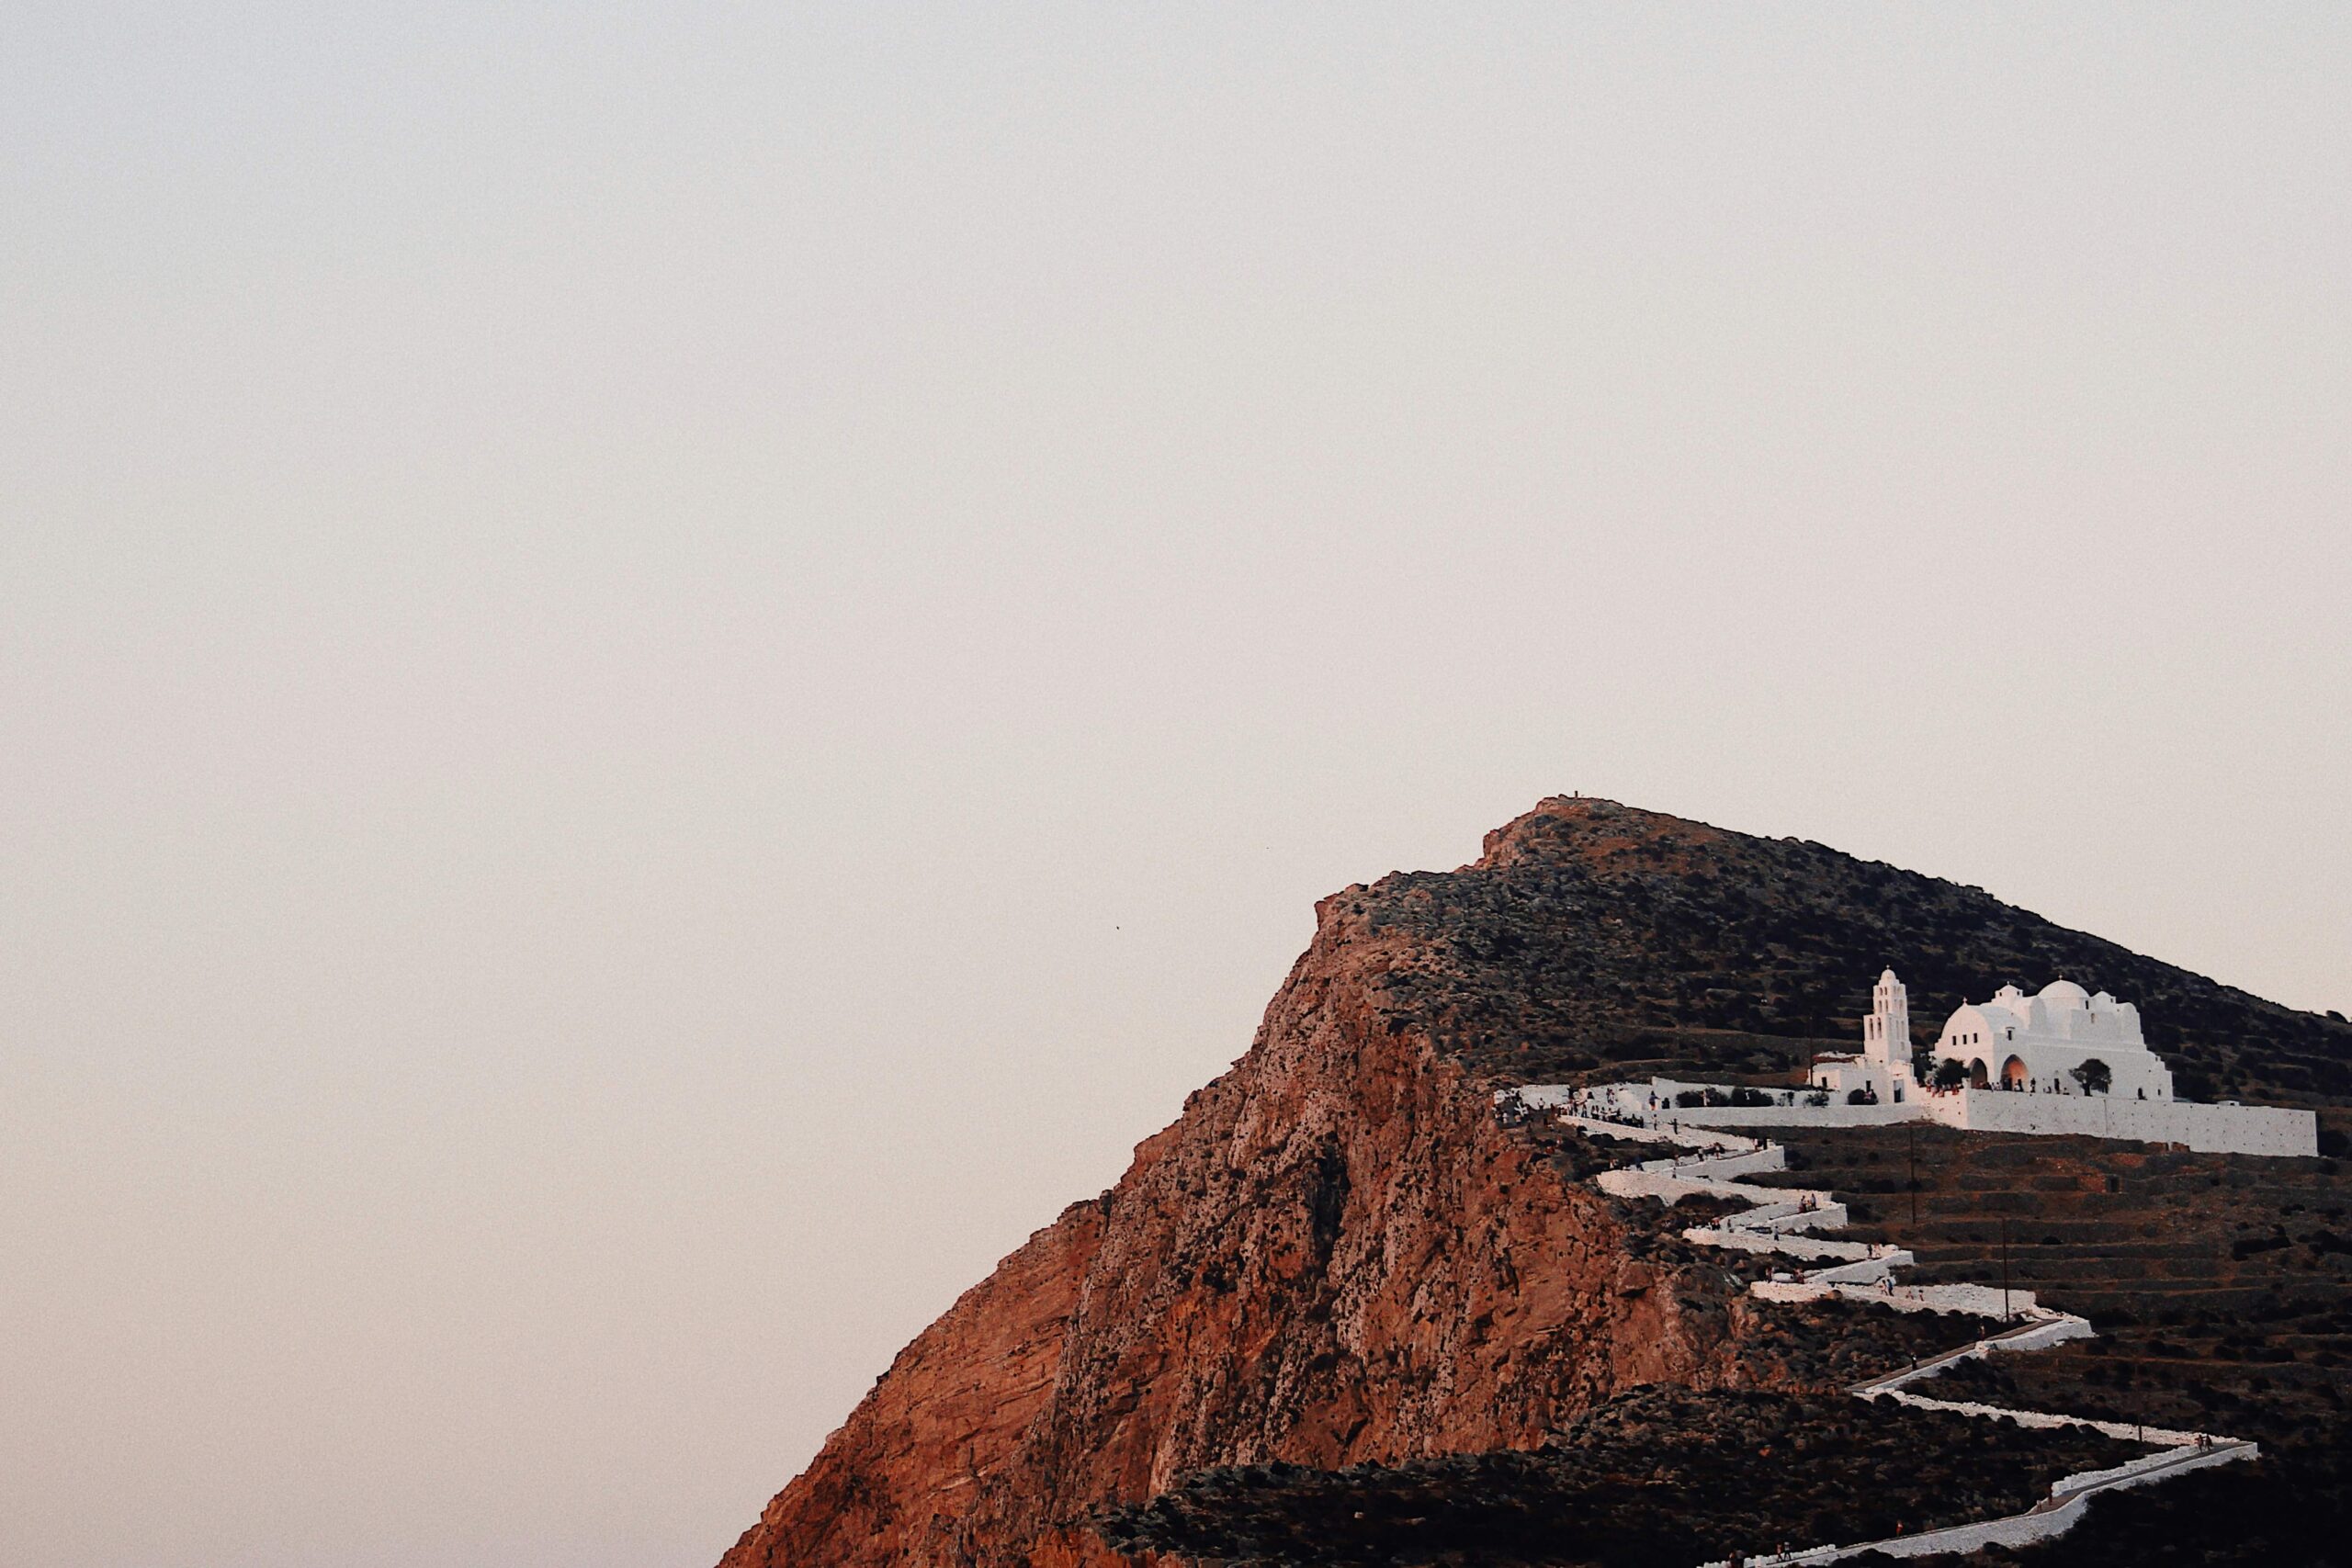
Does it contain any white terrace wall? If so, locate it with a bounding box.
[1509,1078,2316,1156]
[1921,1087,2317,1156]
[1679,1147,1784,1180]
[1668,1091,2315,1153]
[1814,1443,2255,1563]
[1674,1100,2314,1161]
[1593,1168,1722,1205]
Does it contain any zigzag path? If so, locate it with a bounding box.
[1545,1101,2257,1565]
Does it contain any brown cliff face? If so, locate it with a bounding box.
[726,1201,1105,1560]
[716,797,2352,1567]
[720,964,1713,1568]
[720,814,1748,1568]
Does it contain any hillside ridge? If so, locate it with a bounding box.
[714,797,2352,1566]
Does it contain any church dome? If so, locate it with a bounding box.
[2038,978,2090,1007]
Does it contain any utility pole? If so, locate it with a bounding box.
[1999,1215,2013,1322]
[1907,1122,1919,1231]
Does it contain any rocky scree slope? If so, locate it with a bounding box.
[714,798,2352,1568]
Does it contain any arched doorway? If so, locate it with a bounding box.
[2001,1055,2029,1090]
[1968,1058,1989,1089]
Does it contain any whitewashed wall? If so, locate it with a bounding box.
[1926,1089,2317,1156]
[1541,1077,2318,1156]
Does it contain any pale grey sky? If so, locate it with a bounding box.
[4,6,2348,1566]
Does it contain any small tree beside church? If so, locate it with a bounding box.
[1931,1059,1970,1092]
[2069,1058,2112,1096]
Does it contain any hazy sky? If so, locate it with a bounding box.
[5,6,2348,1567]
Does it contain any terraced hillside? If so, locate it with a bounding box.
[1755,1125,2352,1383]
[1730,1122,2352,1563]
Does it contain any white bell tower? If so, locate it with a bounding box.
[1862,968,1910,1066]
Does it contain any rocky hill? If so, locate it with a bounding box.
[714,798,2352,1567]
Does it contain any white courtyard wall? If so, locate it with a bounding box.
[1921,1088,2316,1156]
[1507,1077,2315,1156]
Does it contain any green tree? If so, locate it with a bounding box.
[1931,1059,1970,1092]
[2070,1058,2112,1096]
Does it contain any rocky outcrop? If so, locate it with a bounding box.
[723,1200,1106,1562]
[713,798,2352,1567]
[719,824,1751,1567]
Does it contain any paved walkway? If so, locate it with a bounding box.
[1532,1100,2258,1565]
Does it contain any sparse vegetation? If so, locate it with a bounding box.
[1742,1123,2352,1563]
[1375,803,2352,1146]
[1096,1388,2140,1568]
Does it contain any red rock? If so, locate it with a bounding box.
[719,830,1740,1566]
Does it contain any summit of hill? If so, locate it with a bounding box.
[712,797,2352,1568]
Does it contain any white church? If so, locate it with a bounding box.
[1571,967,2314,1156]
[1936,978,2173,1100]
[1814,970,2175,1105]
[1787,967,2314,1156]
